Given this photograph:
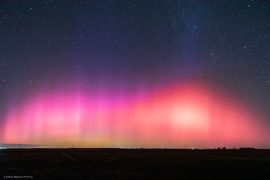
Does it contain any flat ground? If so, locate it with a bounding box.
[1,149,270,179]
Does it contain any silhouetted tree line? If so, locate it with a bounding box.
[239,147,256,150]
[215,147,255,150]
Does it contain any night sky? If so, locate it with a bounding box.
[1,0,270,148]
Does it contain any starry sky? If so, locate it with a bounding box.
[0,0,270,148]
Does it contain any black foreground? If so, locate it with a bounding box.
[1,148,270,179]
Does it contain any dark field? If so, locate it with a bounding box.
[1,148,270,179]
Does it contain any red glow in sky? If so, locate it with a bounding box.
[1,83,269,148]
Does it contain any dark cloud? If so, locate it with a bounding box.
[0,143,48,148]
